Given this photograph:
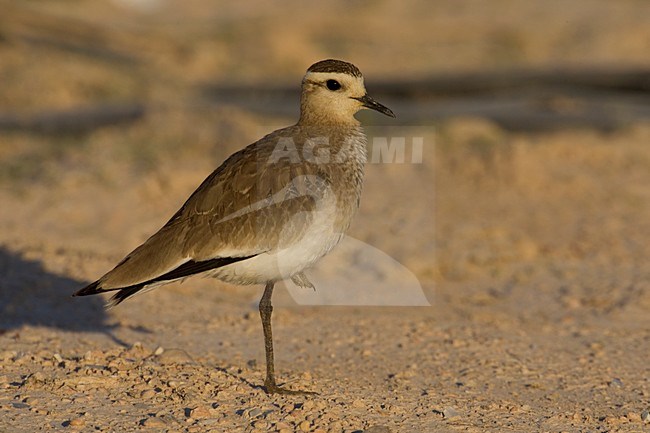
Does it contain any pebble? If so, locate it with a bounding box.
[642,410,649,422]
[246,407,263,418]
[141,389,156,399]
[143,417,166,427]
[158,349,193,365]
[609,378,623,387]
[351,399,365,409]
[27,372,46,384]
[190,406,212,419]
[443,406,461,420]
[68,418,85,427]
[626,412,641,422]
[328,420,343,431]
[253,420,269,429]
[299,420,311,432]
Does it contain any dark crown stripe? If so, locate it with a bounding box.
[307,59,362,78]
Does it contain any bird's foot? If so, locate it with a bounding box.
[263,379,318,395]
[290,272,316,291]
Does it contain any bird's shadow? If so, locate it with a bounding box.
[0,245,129,345]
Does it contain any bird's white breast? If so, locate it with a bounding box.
[208,192,347,285]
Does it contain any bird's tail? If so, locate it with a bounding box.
[72,254,257,308]
[72,280,105,297]
[73,279,150,308]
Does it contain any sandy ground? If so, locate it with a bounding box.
[2,1,650,432]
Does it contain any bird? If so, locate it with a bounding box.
[73,59,395,394]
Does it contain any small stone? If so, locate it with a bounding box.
[190,406,211,419]
[154,347,164,356]
[252,420,269,429]
[627,412,642,422]
[351,399,365,408]
[443,407,461,419]
[141,389,156,399]
[609,378,623,387]
[642,410,650,422]
[275,422,291,430]
[29,372,46,384]
[158,349,193,365]
[68,418,85,427]
[329,420,343,430]
[299,420,311,432]
[143,417,166,427]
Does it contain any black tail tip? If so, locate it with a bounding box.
[72,280,103,297]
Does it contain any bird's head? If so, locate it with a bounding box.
[299,59,395,126]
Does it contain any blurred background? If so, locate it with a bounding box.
[1,0,650,326]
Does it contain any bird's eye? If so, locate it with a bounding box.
[326,79,341,91]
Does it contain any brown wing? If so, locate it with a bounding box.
[92,126,331,290]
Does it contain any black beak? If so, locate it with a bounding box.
[353,94,396,118]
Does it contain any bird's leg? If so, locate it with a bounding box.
[258,281,317,395]
[259,281,279,391]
